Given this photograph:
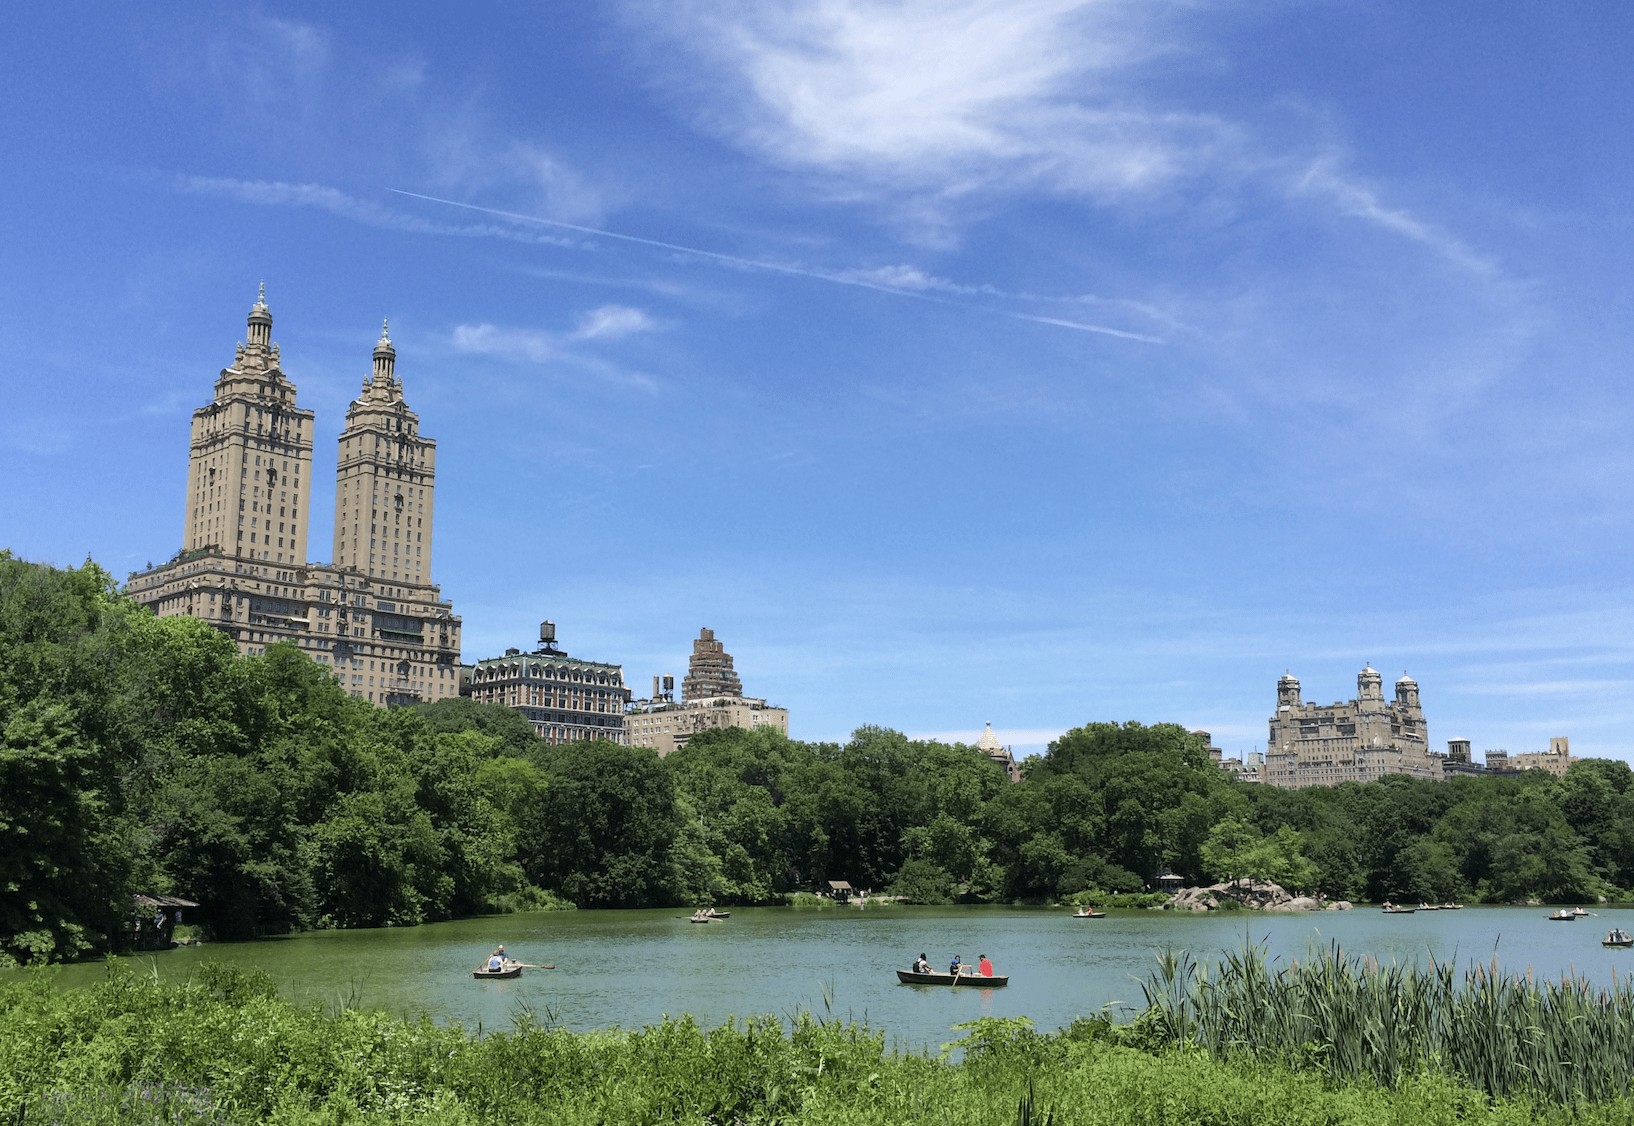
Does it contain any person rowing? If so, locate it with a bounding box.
[487,945,507,971]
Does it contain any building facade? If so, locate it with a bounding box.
[465,622,630,744]
[1263,666,1442,788]
[127,290,462,705]
[625,628,789,756]
[1485,736,1574,777]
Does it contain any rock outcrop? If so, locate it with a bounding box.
[1166,880,1351,912]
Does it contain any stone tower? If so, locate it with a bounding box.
[331,321,438,586]
[1357,665,1385,713]
[1276,673,1302,710]
[681,627,744,701]
[182,285,315,564]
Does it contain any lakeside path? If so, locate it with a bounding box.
[21,904,1633,1052]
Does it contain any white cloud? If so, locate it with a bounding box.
[640,0,1232,206]
[834,264,977,294]
[573,305,658,340]
[451,314,661,392]
[452,323,559,364]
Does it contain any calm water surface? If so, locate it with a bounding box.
[31,905,1634,1052]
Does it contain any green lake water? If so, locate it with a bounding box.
[27,905,1634,1052]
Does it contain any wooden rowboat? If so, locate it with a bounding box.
[1072,910,1105,919]
[896,969,1009,987]
[1603,930,1634,948]
[473,965,522,979]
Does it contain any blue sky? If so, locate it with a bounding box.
[4,3,1632,761]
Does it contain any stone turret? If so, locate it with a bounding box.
[1357,665,1385,712]
[1277,673,1302,710]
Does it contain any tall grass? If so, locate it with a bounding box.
[1138,942,1634,1106]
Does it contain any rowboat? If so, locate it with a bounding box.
[896,969,1009,987]
[704,908,731,919]
[1381,906,1416,914]
[1071,910,1105,919]
[1547,909,1577,921]
[473,964,522,979]
[1604,930,1634,948]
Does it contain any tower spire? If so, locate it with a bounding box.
[246,282,272,348]
[372,316,397,387]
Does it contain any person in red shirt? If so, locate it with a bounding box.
[977,954,994,977]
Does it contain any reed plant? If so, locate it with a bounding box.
[1137,942,1634,1106]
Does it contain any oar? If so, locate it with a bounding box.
[509,962,555,970]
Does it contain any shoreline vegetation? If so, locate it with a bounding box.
[7,948,1634,1124]
[8,549,1634,968]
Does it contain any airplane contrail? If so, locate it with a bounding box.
[388,188,1163,344]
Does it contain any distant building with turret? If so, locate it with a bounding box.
[975,723,1021,781]
[1263,667,1442,788]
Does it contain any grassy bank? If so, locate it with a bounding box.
[6,961,1629,1125]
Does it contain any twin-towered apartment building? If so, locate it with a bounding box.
[127,288,462,707]
[126,290,786,748]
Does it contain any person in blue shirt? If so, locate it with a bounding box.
[949,954,962,976]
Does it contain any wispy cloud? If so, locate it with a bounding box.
[451,312,662,392]
[178,176,580,247]
[574,305,657,340]
[393,189,1164,341]
[1294,157,1499,277]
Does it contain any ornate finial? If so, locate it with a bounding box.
[380,317,391,344]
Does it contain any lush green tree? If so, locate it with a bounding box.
[521,742,681,907]
[410,696,543,757]
[1200,817,1261,886]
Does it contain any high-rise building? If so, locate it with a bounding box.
[681,627,743,700]
[1262,667,1442,788]
[182,284,315,566]
[127,289,462,705]
[626,627,787,756]
[332,323,436,587]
